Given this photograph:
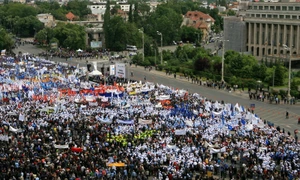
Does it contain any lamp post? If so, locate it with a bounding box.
[283,44,292,99]
[157,31,163,64]
[138,28,144,61]
[221,39,229,82]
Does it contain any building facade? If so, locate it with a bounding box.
[224,16,247,52]
[239,2,300,61]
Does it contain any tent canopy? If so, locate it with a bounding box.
[76,49,83,52]
[89,70,102,76]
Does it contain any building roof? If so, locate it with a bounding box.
[66,12,75,21]
[185,11,215,22]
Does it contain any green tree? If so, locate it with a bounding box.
[52,23,86,50]
[180,26,202,44]
[0,28,14,51]
[128,3,133,23]
[14,16,44,37]
[62,0,91,20]
[274,62,286,86]
[103,0,111,48]
[227,9,236,16]
[146,5,182,45]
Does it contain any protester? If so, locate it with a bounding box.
[0,55,299,180]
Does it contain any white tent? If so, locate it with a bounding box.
[76,49,83,52]
[89,70,102,76]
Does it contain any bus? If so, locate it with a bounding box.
[126,45,137,52]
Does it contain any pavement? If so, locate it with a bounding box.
[13,44,300,134]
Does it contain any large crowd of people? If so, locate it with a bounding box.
[0,55,299,180]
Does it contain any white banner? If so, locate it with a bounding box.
[115,63,126,78]
[156,95,170,100]
[19,114,25,121]
[175,129,186,135]
[138,119,153,125]
[110,65,115,76]
[89,102,98,106]
[210,147,227,154]
[0,134,9,142]
[54,144,69,149]
[185,120,193,127]
[9,126,22,133]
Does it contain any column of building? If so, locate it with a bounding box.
[296,25,300,55]
[290,25,293,59]
[253,23,257,56]
[248,23,252,52]
[276,25,280,57]
[266,24,269,56]
[259,23,263,57]
[271,24,274,56]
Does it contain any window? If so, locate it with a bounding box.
[254,6,257,10]
[270,6,274,10]
[280,15,284,19]
[273,15,278,18]
[276,6,280,10]
[259,6,263,10]
[262,14,266,18]
[286,15,290,19]
[282,6,287,11]
[288,6,293,11]
[292,16,297,19]
[256,14,261,18]
[296,6,300,11]
[267,14,272,18]
[264,6,269,10]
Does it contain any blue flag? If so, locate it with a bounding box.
[241,118,246,125]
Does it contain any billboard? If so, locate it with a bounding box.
[50,43,58,49]
[110,65,115,76]
[90,41,102,48]
[115,63,126,78]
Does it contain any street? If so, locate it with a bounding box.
[14,44,300,134]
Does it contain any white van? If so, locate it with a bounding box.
[126,45,137,51]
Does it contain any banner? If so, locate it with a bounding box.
[175,129,186,135]
[110,65,115,76]
[54,144,69,149]
[9,126,22,133]
[115,63,126,78]
[90,41,102,48]
[210,147,226,154]
[117,119,134,124]
[185,120,193,127]
[98,118,113,124]
[19,114,25,121]
[156,95,170,100]
[138,119,152,125]
[89,102,98,106]
[0,134,9,142]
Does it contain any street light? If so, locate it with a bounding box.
[221,39,229,82]
[283,44,292,99]
[157,31,163,64]
[138,28,144,61]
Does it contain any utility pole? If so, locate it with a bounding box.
[157,31,163,64]
[221,40,229,82]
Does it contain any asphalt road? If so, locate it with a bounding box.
[14,44,300,134]
[128,66,300,134]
